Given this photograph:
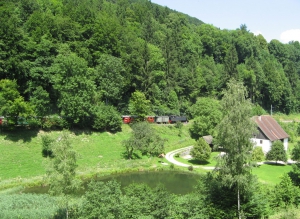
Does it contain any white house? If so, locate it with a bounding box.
[251,115,289,153]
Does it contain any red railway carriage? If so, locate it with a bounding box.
[122,115,132,124]
[146,116,155,123]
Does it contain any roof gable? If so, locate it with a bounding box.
[253,115,289,141]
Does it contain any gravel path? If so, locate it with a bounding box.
[165,146,215,170]
[165,146,194,167]
[165,146,296,170]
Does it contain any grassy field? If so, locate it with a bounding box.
[0,123,195,189]
[0,118,298,189]
[174,151,294,185]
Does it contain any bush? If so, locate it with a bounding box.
[41,135,54,158]
[191,138,211,162]
[92,104,122,132]
[188,165,193,171]
[42,115,69,130]
[169,163,175,169]
[252,146,265,162]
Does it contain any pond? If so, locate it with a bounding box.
[24,171,201,195]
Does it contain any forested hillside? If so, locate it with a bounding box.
[1,0,300,128]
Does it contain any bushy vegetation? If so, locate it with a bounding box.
[1,0,300,131]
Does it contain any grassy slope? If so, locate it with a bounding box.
[0,124,195,185]
[0,118,297,188]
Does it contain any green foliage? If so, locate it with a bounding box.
[191,138,211,162]
[92,104,122,132]
[51,51,96,126]
[251,146,265,162]
[94,54,126,104]
[215,79,257,218]
[76,180,123,219]
[204,172,269,219]
[0,193,63,219]
[42,115,69,130]
[128,91,151,120]
[30,86,50,117]
[123,122,166,159]
[0,79,33,125]
[251,104,267,117]
[266,140,287,163]
[291,141,300,161]
[270,174,300,208]
[41,134,54,158]
[1,0,300,130]
[189,97,222,139]
[47,130,81,196]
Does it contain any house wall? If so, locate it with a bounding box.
[251,137,289,153]
[283,138,288,151]
[252,138,272,153]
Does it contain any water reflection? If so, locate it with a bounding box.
[24,171,200,195]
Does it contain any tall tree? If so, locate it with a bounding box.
[94,54,126,104]
[215,79,256,219]
[50,47,96,126]
[46,130,81,218]
[224,44,238,80]
[128,91,151,120]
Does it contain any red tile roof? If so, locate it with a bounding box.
[253,115,289,141]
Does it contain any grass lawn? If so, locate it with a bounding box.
[175,151,294,185]
[252,163,293,185]
[174,152,219,167]
[0,123,195,189]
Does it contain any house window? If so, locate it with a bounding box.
[260,140,263,144]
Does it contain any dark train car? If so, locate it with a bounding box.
[169,115,188,124]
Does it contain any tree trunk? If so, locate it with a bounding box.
[238,187,241,219]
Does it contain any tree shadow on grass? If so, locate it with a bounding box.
[71,128,93,136]
[264,162,287,167]
[187,159,210,165]
[121,151,142,160]
[1,128,39,143]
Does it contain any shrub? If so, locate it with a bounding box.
[42,115,69,130]
[188,165,193,171]
[41,135,54,158]
[191,138,211,162]
[252,146,265,162]
[92,104,122,132]
[169,163,175,169]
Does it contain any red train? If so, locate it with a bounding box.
[121,115,188,124]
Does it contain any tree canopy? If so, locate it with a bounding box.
[1,0,300,129]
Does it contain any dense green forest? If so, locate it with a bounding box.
[1,0,300,130]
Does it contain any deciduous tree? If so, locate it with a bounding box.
[215,79,256,219]
[47,130,81,218]
[266,140,287,164]
[191,138,211,162]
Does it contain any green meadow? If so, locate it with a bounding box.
[0,124,195,189]
[0,120,297,189]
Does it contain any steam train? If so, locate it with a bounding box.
[122,115,188,124]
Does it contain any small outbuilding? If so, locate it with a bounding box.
[203,135,213,147]
[251,115,289,153]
